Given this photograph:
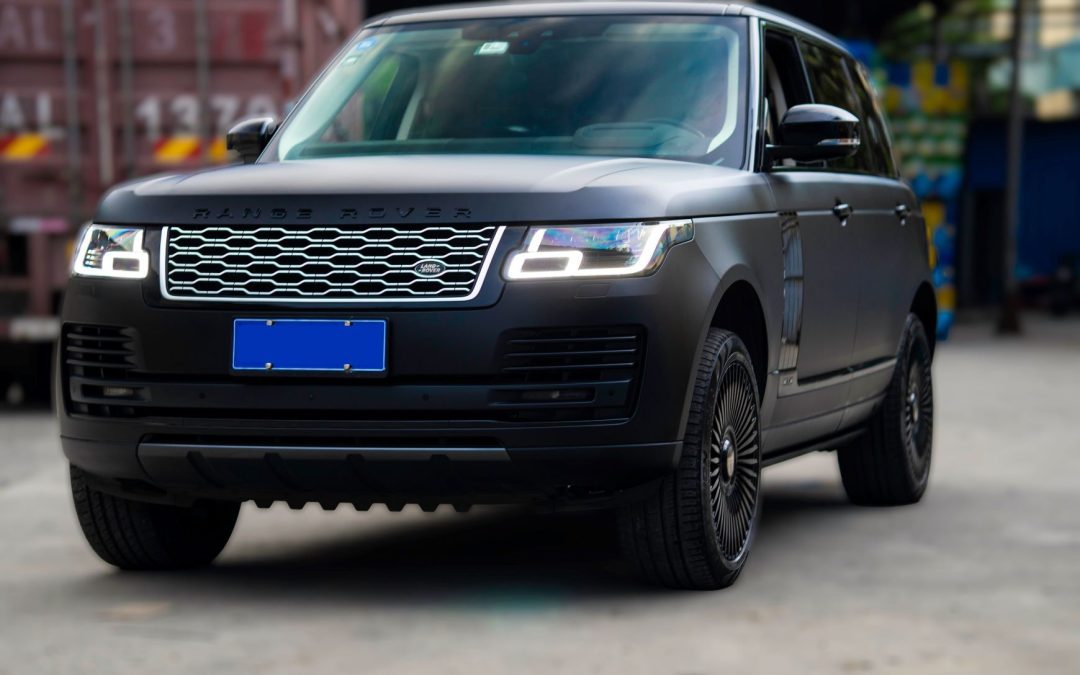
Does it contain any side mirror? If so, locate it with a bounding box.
[226,117,278,164]
[766,104,860,166]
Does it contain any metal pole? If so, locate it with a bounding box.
[998,0,1028,335]
[194,0,212,161]
[281,0,300,100]
[93,0,115,190]
[118,0,136,180]
[61,0,82,225]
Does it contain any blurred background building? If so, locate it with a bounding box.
[1,0,1077,405]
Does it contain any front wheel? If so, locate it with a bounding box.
[71,466,240,570]
[618,329,762,590]
[838,314,934,506]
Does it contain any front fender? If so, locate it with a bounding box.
[673,213,784,438]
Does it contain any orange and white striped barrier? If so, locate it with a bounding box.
[0,133,51,161]
[153,136,231,164]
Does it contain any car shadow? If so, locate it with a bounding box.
[65,480,854,607]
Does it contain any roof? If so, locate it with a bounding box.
[364,1,849,54]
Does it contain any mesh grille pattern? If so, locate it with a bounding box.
[163,225,501,301]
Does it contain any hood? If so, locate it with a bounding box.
[95,154,773,226]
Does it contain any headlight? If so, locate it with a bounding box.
[504,220,693,280]
[72,225,149,279]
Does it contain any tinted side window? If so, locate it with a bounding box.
[801,42,893,177]
[763,31,812,144]
[801,42,859,172]
[848,62,898,177]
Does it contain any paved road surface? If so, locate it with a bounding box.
[2,317,1078,674]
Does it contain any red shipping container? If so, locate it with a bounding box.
[0,0,362,402]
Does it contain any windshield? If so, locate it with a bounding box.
[268,15,749,165]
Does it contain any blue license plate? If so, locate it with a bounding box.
[232,319,387,374]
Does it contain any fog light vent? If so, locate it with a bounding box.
[520,389,592,403]
[498,326,645,385]
[102,386,137,398]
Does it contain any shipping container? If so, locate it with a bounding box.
[0,0,362,403]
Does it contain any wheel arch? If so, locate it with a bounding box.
[911,281,938,356]
[708,275,770,400]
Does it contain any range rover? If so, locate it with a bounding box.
[59,1,936,590]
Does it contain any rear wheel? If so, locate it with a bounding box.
[838,314,934,506]
[71,466,240,570]
[618,329,762,590]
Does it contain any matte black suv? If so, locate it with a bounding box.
[59,2,936,589]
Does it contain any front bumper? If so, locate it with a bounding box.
[58,236,718,506]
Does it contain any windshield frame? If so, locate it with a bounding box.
[262,13,753,168]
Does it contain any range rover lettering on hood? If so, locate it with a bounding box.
[191,206,474,222]
[94,156,771,225]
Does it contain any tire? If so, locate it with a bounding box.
[618,329,762,590]
[70,466,240,570]
[838,314,934,506]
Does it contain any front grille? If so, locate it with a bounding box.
[163,225,503,302]
[498,326,646,385]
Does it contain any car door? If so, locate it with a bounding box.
[842,59,916,370]
[763,34,862,389]
[800,41,918,371]
[765,175,861,387]
[794,42,912,424]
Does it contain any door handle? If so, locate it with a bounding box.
[895,203,911,225]
[832,202,853,224]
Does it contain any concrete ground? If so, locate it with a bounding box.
[1,316,1078,675]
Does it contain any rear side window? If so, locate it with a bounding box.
[800,41,895,177]
[848,62,897,177]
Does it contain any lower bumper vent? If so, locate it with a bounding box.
[64,325,646,424]
[498,326,645,384]
[64,324,143,418]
